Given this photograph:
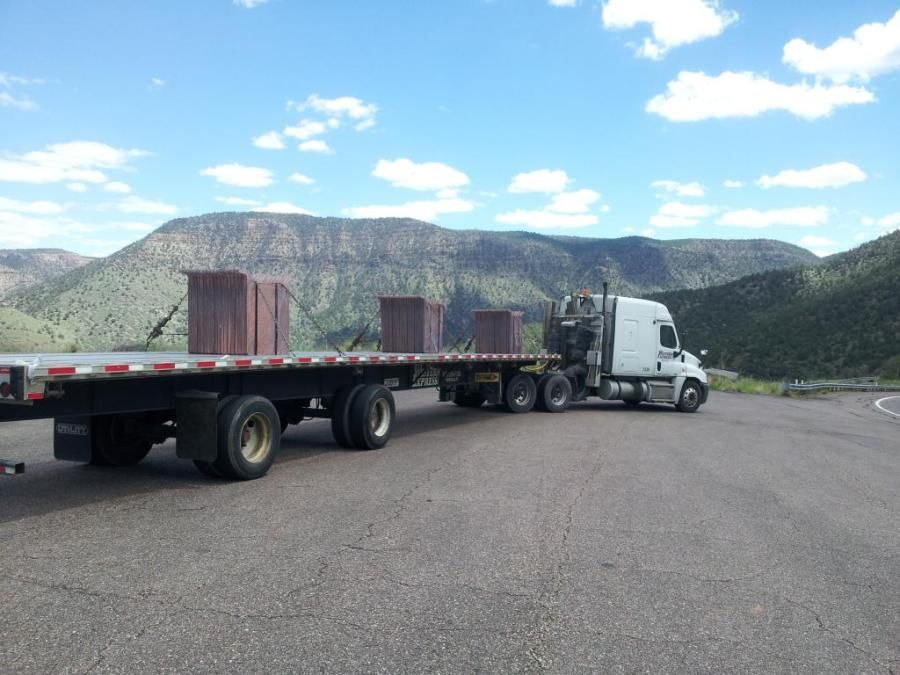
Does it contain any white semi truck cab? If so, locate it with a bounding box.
[545,287,709,412]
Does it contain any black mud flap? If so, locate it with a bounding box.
[175,391,219,461]
[54,416,93,462]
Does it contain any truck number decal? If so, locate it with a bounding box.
[56,422,89,436]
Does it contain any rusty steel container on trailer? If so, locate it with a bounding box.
[378,295,444,353]
[185,270,291,355]
[474,309,524,354]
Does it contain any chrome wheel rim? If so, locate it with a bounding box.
[684,387,699,408]
[549,383,566,406]
[240,412,273,463]
[369,398,391,437]
[513,383,530,406]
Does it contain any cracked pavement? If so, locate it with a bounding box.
[1,390,898,673]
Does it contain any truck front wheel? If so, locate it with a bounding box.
[676,381,702,413]
[503,374,537,413]
[212,395,280,480]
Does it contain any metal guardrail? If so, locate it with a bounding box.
[785,378,900,393]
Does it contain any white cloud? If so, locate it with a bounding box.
[295,94,378,131]
[283,120,328,141]
[878,212,900,229]
[0,91,37,111]
[649,201,715,227]
[602,0,738,59]
[256,202,314,215]
[215,196,262,206]
[342,196,475,222]
[756,161,866,189]
[372,158,469,192]
[0,211,95,248]
[0,141,149,184]
[103,181,132,194]
[723,179,743,188]
[200,163,272,187]
[717,206,829,228]
[151,77,166,88]
[288,172,315,185]
[234,0,269,7]
[508,169,571,194]
[641,228,656,237]
[252,131,285,150]
[115,196,177,215]
[799,234,839,257]
[783,10,900,84]
[651,179,705,198]
[298,140,333,154]
[549,0,577,6]
[66,182,88,193]
[0,197,66,215]
[495,210,597,229]
[646,71,875,122]
[547,189,601,214]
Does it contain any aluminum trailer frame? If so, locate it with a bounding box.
[0,350,555,478]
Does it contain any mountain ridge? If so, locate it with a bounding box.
[5,212,818,352]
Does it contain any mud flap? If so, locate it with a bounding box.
[54,416,93,462]
[175,391,219,461]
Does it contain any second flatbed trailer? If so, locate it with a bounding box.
[0,350,557,480]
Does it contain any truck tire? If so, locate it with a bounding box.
[90,415,153,466]
[330,384,366,448]
[453,391,486,408]
[676,380,702,413]
[538,374,572,413]
[212,395,280,480]
[503,373,537,413]
[348,385,395,450]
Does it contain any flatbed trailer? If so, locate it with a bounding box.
[0,349,555,480]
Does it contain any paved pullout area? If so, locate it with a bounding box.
[1,391,898,673]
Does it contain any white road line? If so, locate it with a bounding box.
[874,396,900,419]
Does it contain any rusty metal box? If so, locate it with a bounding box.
[185,270,290,355]
[474,309,524,354]
[378,295,444,353]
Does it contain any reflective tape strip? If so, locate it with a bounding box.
[104,364,130,373]
[129,364,145,372]
[153,363,176,370]
[26,392,44,400]
[48,367,76,376]
[235,359,252,367]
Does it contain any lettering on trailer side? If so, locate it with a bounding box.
[411,365,440,388]
[56,422,89,436]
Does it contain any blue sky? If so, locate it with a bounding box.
[1,0,898,257]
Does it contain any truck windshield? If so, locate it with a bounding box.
[660,324,678,349]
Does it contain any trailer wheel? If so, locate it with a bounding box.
[503,374,537,413]
[453,391,486,408]
[90,415,153,466]
[330,384,366,448]
[348,385,396,450]
[212,395,280,480]
[676,380,702,413]
[538,374,572,413]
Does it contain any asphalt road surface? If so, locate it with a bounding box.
[1,390,898,674]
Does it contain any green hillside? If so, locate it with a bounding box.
[0,306,78,353]
[8,212,818,352]
[653,229,900,379]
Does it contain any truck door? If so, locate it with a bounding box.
[656,322,683,379]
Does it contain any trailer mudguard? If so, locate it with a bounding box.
[54,416,93,462]
[175,391,219,461]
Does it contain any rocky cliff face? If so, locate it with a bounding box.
[9,213,819,351]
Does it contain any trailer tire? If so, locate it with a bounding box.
[503,373,537,413]
[212,395,280,480]
[453,392,486,408]
[331,384,366,449]
[538,374,572,413]
[348,385,395,450]
[90,415,153,466]
[676,380,702,413]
